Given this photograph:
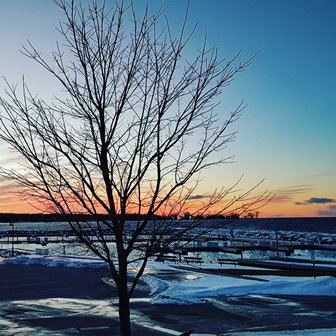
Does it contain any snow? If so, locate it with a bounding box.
[143,273,169,296]
[2,254,336,335]
[2,254,336,306]
[229,328,336,336]
[142,270,336,305]
[0,254,107,269]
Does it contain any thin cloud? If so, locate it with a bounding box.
[187,194,208,200]
[318,205,336,216]
[271,195,292,203]
[0,154,26,165]
[0,182,18,194]
[271,185,313,203]
[275,185,313,195]
[295,197,336,205]
[309,172,336,178]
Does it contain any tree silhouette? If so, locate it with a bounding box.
[0,1,270,334]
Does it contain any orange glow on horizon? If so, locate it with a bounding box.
[0,191,333,218]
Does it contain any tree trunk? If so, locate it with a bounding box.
[118,290,131,336]
[118,254,132,336]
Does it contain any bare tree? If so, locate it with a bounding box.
[0,1,270,335]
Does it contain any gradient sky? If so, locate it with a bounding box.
[0,0,335,217]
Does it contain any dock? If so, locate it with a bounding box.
[1,227,336,276]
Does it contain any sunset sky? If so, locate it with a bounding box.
[0,0,335,217]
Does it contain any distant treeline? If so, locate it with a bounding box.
[0,212,242,223]
[0,213,150,223]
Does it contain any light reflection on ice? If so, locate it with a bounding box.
[0,316,62,336]
[0,298,119,335]
[10,298,118,318]
[185,274,202,280]
[248,295,300,307]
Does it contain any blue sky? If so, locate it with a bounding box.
[0,0,335,217]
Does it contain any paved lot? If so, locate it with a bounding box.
[0,264,164,335]
[0,265,112,301]
[1,264,336,335]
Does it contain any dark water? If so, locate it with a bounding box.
[219,217,336,233]
[0,217,335,235]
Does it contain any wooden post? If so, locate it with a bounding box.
[9,222,14,256]
[276,224,279,257]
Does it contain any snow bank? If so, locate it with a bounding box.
[0,255,107,269]
[143,275,170,296]
[142,271,336,305]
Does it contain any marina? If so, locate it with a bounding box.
[1,218,336,335]
[1,219,336,276]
